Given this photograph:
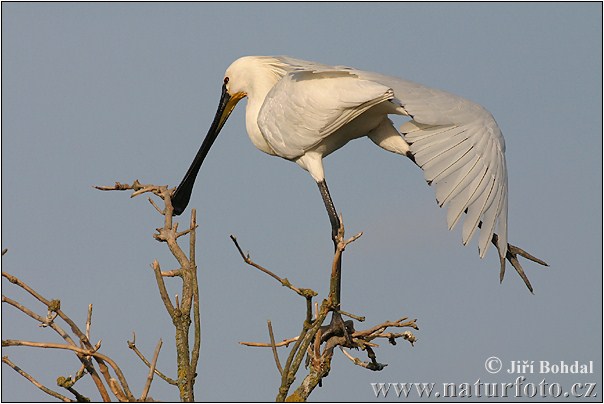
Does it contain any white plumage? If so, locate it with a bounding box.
[225,56,508,259]
[173,55,509,261]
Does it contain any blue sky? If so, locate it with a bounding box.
[1,2,602,402]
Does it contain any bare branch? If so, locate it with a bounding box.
[160,269,182,277]
[240,336,299,348]
[86,304,93,341]
[190,211,201,381]
[148,197,164,214]
[2,275,112,401]
[151,261,175,317]
[267,320,283,375]
[340,347,386,371]
[2,295,76,346]
[108,378,128,402]
[140,339,163,401]
[2,356,73,402]
[3,339,133,401]
[127,333,177,386]
[230,235,317,299]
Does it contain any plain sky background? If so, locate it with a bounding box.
[1,2,602,402]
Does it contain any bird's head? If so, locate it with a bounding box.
[171,56,276,215]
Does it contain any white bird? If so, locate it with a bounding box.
[172,56,546,291]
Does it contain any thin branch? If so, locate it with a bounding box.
[2,295,76,346]
[148,197,164,214]
[352,318,419,341]
[127,333,177,386]
[108,378,128,402]
[2,279,112,401]
[340,347,386,370]
[98,180,200,401]
[240,336,299,348]
[160,269,182,277]
[189,209,197,266]
[339,309,365,322]
[140,339,163,401]
[230,235,317,299]
[86,304,93,341]
[2,356,73,402]
[267,320,283,375]
[3,339,133,401]
[190,210,201,381]
[64,386,90,402]
[151,261,175,317]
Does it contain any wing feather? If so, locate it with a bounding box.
[264,57,509,259]
[370,78,507,258]
[258,70,394,159]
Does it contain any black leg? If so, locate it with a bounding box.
[316,180,354,346]
[317,180,341,246]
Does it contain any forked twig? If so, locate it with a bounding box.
[128,333,177,386]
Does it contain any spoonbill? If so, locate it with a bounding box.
[171,56,546,291]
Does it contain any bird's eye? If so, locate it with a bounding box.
[224,77,229,84]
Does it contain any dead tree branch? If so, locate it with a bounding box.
[96,180,201,401]
[140,339,163,401]
[2,271,114,401]
[3,179,202,402]
[2,356,73,402]
[231,216,418,402]
[128,332,178,386]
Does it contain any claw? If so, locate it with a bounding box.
[320,312,355,347]
[492,233,548,293]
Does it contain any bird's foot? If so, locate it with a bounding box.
[495,238,548,293]
[320,311,355,348]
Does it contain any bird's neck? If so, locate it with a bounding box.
[245,82,278,156]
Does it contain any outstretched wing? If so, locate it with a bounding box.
[357,70,508,259]
[257,69,394,159]
[262,56,508,259]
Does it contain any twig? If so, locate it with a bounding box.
[2,356,73,402]
[127,333,177,386]
[86,304,93,341]
[2,275,112,401]
[98,181,200,401]
[151,261,175,317]
[2,295,76,345]
[240,336,299,348]
[190,211,201,384]
[64,386,89,402]
[356,318,417,335]
[267,320,283,375]
[340,347,386,371]
[160,269,181,277]
[148,197,164,214]
[339,309,365,322]
[230,235,317,299]
[2,272,126,398]
[73,364,87,384]
[3,339,133,401]
[108,378,128,402]
[140,339,163,401]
